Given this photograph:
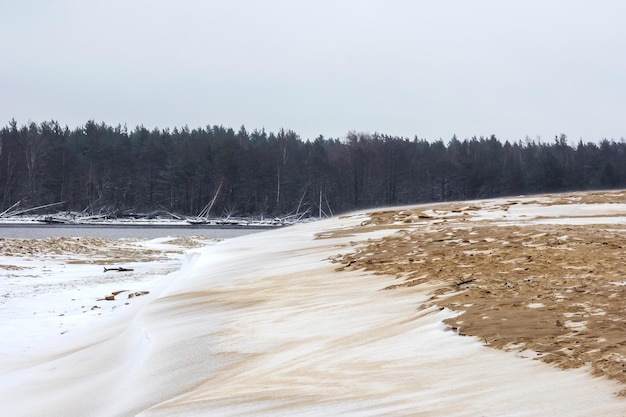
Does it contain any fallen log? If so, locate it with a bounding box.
[103,267,134,272]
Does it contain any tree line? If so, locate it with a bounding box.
[0,119,624,218]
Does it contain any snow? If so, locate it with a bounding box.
[468,201,626,224]
[0,214,299,228]
[2,196,626,416]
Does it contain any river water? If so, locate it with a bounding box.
[0,224,268,240]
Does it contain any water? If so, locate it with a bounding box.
[0,224,268,240]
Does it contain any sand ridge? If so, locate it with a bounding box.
[326,191,626,393]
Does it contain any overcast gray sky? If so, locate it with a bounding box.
[1,0,624,142]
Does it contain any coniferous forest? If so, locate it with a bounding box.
[1,119,624,218]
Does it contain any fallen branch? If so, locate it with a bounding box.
[0,200,21,217]
[9,201,65,216]
[103,267,134,272]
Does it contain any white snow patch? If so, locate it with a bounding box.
[564,320,587,331]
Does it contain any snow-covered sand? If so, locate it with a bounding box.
[2,192,626,416]
[0,237,214,363]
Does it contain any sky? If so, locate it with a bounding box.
[1,0,625,143]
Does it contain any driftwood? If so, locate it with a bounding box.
[103,267,134,272]
[9,201,66,216]
[96,289,149,301]
[0,200,21,218]
[197,179,224,219]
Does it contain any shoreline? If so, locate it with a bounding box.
[0,221,282,229]
[2,191,626,416]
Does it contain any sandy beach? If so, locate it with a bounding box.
[332,191,626,391]
[1,191,626,416]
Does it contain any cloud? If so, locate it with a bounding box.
[1,0,625,141]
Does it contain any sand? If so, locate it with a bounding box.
[3,196,626,416]
[328,191,626,393]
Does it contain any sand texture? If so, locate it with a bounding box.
[4,196,626,416]
[328,191,626,393]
